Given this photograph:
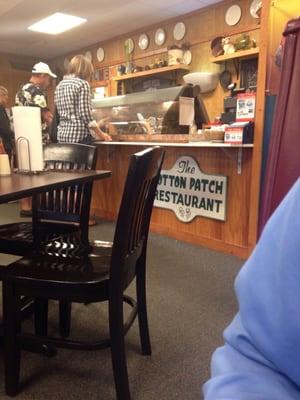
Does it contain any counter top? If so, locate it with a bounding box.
[94,141,254,148]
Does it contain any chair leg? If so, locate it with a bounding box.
[109,299,131,400]
[59,301,72,337]
[34,298,48,336]
[136,260,152,355]
[28,300,57,358]
[3,281,21,396]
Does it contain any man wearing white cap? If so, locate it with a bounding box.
[15,61,56,217]
[15,61,56,144]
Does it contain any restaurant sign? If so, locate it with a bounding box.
[154,156,227,222]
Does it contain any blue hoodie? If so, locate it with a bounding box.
[204,179,300,399]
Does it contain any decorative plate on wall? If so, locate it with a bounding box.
[155,28,166,46]
[63,57,69,70]
[173,22,186,41]
[138,33,149,50]
[96,47,105,62]
[124,38,135,54]
[225,5,242,26]
[250,0,261,18]
[85,51,92,62]
[211,36,224,57]
[183,50,192,65]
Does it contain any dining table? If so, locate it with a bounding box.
[0,169,111,348]
[0,169,111,204]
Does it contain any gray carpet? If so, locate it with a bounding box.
[0,203,243,399]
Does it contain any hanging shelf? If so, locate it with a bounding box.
[211,47,259,78]
[210,47,259,63]
[112,64,189,81]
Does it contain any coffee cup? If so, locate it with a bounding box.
[0,154,11,176]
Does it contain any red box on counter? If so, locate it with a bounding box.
[224,121,254,144]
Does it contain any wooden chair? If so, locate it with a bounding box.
[3,146,165,399]
[0,142,97,257]
[0,143,97,337]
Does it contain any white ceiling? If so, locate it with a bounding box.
[0,0,221,59]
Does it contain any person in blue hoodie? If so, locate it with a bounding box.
[203,178,300,400]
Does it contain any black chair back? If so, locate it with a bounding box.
[110,147,165,291]
[32,143,97,239]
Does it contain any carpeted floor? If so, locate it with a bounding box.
[0,203,243,399]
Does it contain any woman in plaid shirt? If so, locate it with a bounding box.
[55,55,111,144]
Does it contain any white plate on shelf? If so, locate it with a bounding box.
[155,28,166,46]
[225,5,242,26]
[96,47,105,62]
[173,22,186,41]
[138,33,149,50]
[183,50,192,65]
[124,38,134,54]
[250,0,261,18]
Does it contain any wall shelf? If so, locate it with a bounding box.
[210,47,259,64]
[112,64,190,81]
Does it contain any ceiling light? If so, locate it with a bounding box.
[28,12,86,35]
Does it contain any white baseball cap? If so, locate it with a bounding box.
[32,62,57,78]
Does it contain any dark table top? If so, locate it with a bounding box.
[0,170,111,204]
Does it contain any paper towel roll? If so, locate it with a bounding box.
[12,106,44,172]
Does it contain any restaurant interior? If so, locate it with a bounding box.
[0,0,299,399]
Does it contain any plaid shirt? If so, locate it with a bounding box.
[55,75,96,143]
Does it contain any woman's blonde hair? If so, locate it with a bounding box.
[67,55,94,80]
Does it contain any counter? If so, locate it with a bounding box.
[96,141,253,148]
[91,141,254,258]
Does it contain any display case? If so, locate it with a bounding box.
[92,85,209,141]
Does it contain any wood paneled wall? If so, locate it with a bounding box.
[51,0,261,121]
[266,0,300,95]
[0,53,38,107]
[0,1,285,256]
[49,0,273,256]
